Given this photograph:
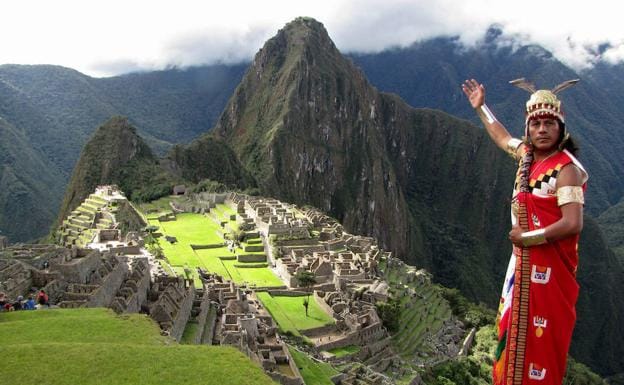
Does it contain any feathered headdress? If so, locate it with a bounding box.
[509,78,580,125]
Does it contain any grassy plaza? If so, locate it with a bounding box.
[256,292,335,336]
[146,208,283,288]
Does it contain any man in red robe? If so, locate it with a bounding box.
[462,78,588,384]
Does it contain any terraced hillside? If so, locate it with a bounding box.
[379,258,460,366]
[0,308,276,385]
[56,193,113,247]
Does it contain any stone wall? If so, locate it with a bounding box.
[266,290,309,297]
[191,243,225,250]
[107,245,142,255]
[51,250,102,284]
[192,289,213,344]
[237,254,267,263]
[300,324,338,338]
[277,239,319,247]
[150,280,195,342]
[0,260,33,298]
[202,302,219,344]
[268,372,304,385]
[313,291,336,318]
[110,258,150,313]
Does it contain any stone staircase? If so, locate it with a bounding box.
[57,194,116,247]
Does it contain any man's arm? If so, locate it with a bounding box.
[543,164,584,240]
[462,79,521,156]
[509,164,584,246]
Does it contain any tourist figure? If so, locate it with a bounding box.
[12,295,24,311]
[0,292,6,311]
[24,294,36,310]
[462,78,587,385]
[37,289,49,307]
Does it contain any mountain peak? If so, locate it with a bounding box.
[254,17,338,68]
[279,16,332,44]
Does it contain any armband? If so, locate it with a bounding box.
[521,229,547,247]
[506,138,523,156]
[557,186,584,206]
[479,104,497,124]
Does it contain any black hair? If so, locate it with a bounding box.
[557,122,579,156]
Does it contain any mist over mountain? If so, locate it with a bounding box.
[349,29,624,216]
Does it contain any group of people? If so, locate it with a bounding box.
[0,289,49,311]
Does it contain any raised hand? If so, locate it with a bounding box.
[462,79,485,109]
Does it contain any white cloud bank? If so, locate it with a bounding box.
[1,0,622,77]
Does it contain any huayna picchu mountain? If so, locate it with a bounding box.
[214,16,514,305]
[208,17,624,378]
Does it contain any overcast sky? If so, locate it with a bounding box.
[2,0,623,77]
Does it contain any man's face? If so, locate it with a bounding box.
[528,117,561,152]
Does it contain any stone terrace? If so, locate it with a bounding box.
[56,185,127,248]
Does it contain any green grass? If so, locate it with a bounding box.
[180,322,199,344]
[229,264,284,287]
[215,203,236,218]
[147,210,283,288]
[158,213,223,245]
[326,345,360,358]
[138,196,175,218]
[288,346,338,385]
[256,293,334,336]
[0,308,277,385]
[0,308,165,345]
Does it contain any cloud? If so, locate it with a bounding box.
[2,0,624,76]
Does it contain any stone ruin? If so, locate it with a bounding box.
[1,187,472,385]
[275,245,383,289]
[198,270,304,385]
[147,275,195,341]
[228,193,309,238]
[110,258,151,313]
[1,244,128,308]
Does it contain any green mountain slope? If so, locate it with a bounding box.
[164,133,256,189]
[0,117,64,242]
[214,16,512,306]
[0,63,245,241]
[596,199,624,263]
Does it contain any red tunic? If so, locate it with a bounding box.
[493,149,587,385]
